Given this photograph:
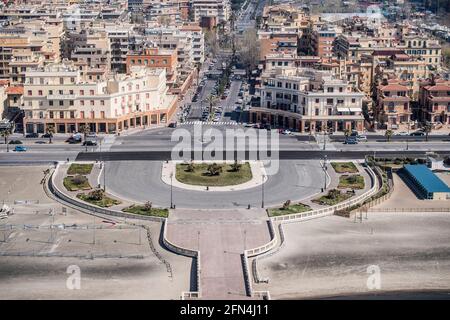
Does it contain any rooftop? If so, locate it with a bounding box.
[404,164,450,194]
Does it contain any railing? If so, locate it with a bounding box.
[369,207,450,213]
[49,163,165,223]
[270,165,378,223]
[162,220,202,299]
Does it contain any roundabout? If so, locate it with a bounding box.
[103,160,326,209]
[161,160,267,192]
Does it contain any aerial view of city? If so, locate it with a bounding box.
[0,0,450,312]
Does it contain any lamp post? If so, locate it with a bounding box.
[323,129,327,151]
[406,120,410,151]
[323,155,328,190]
[261,174,265,208]
[170,172,174,209]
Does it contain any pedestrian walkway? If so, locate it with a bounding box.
[180,121,240,126]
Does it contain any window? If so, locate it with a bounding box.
[80,90,84,96]
[80,100,85,106]
[89,90,94,95]
[49,111,54,119]
[38,90,42,96]
[352,98,356,103]
[100,100,105,106]
[70,111,75,118]
[326,98,333,105]
[59,90,63,95]
[59,111,64,119]
[27,90,32,96]
[80,111,84,119]
[90,111,95,118]
[59,100,64,106]
[59,78,64,85]
[49,100,54,106]
[327,87,334,93]
[101,111,105,119]
[69,100,74,106]
[315,99,320,104]
[90,100,94,106]
[49,90,53,95]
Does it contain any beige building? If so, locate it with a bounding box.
[22,63,177,134]
[253,67,365,132]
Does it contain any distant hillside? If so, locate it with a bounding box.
[423,0,450,13]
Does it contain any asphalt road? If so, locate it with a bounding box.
[103,160,324,209]
[75,150,450,162]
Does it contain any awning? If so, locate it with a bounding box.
[337,107,349,112]
[348,107,362,112]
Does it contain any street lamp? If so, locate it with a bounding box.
[406,120,410,151]
[261,174,265,208]
[323,155,328,191]
[170,172,174,209]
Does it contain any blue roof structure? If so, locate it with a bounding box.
[404,164,450,194]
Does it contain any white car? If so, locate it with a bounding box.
[281,129,291,135]
[395,131,409,136]
[356,135,367,142]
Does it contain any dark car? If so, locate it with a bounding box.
[25,133,39,138]
[41,133,53,138]
[82,140,97,146]
[8,140,22,144]
[410,131,425,136]
[66,137,81,144]
[168,122,177,128]
[344,137,358,144]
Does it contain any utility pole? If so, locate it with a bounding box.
[323,155,328,190]
[170,172,174,209]
[323,130,327,150]
[261,174,265,208]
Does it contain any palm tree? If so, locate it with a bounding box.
[423,123,432,142]
[207,94,217,115]
[46,125,55,144]
[80,124,90,151]
[0,129,11,152]
[385,129,393,142]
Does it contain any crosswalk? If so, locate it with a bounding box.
[180,121,240,126]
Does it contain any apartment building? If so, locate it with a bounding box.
[419,79,450,126]
[22,62,177,134]
[376,80,412,128]
[191,0,231,25]
[252,67,365,132]
[126,47,178,84]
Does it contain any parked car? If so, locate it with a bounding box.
[66,137,81,144]
[8,140,22,144]
[25,133,39,138]
[356,135,367,142]
[168,122,177,128]
[83,140,97,146]
[344,137,358,144]
[281,129,291,135]
[410,131,425,136]
[395,131,409,136]
[14,145,27,152]
[35,140,47,144]
[41,133,53,138]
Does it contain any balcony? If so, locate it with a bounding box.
[47,94,77,100]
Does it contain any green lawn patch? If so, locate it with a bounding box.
[268,203,312,217]
[312,189,353,206]
[176,162,252,186]
[338,175,365,189]
[331,162,358,173]
[67,163,93,175]
[63,175,91,191]
[77,191,121,208]
[122,205,169,218]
